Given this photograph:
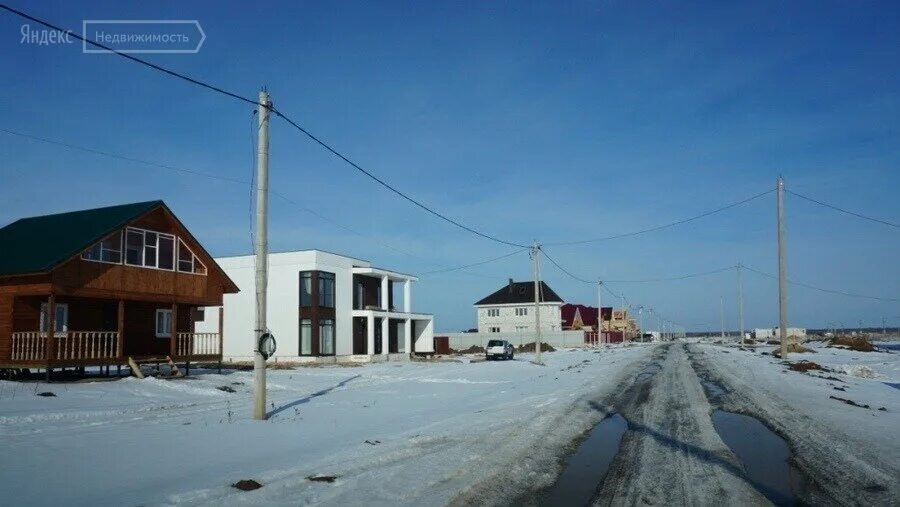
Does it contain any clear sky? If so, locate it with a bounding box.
[1,1,898,333]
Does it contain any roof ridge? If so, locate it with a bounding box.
[10,200,164,223]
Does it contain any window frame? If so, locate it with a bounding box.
[176,238,207,275]
[299,318,312,355]
[155,309,173,338]
[489,326,500,333]
[122,227,176,271]
[81,231,123,265]
[319,318,335,356]
[319,272,335,309]
[300,271,313,307]
[39,302,69,336]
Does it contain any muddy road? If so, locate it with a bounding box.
[521,342,897,506]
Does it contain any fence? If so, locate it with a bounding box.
[441,330,591,351]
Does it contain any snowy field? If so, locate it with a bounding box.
[0,345,655,506]
[692,340,900,503]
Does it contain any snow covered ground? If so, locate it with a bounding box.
[0,345,655,506]
[691,340,900,504]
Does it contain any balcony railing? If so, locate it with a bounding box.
[175,332,221,356]
[11,331,119,361]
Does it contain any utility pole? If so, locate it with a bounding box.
[531,243,543,364]
[253,89,271,421]
[597,281,602,347]
[720,297,726,340]
[737,264,745,344]
[777,176,789,358]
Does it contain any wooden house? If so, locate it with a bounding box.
[0,200,239,376]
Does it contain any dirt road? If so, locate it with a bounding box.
[594,343,769,505]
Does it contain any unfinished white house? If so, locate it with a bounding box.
[195,250,434,362]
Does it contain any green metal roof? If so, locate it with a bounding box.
[0,200,163,277]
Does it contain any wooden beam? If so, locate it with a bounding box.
[127,356,145,379]
[45,294,55,363]
[170,303,177,357]
[218,306,224,357]
[117,300,125,359]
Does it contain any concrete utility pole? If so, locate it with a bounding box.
[531,243,543,364]
[737,263,745,344]
[720,297,726,340]
[597,281,602,347]
[776,176,789,358]
[253,89,271,421]
[621,296,627,342]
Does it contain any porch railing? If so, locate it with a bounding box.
[11,332,46,361]
[10,331,119,361]
[176,332,221,356]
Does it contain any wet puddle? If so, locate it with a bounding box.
[712,410,808,506]
[701,381,727,401]
[537,413,628,506]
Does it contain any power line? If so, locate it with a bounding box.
[787,189,899,229]
[743,265,899,302]
[540,248,596,285]
[420,249,527,275]
[605,265,736,283]
[0,125,510,279]
[0,4,528,249]
[0,127,247,184]
[544,189,773,246]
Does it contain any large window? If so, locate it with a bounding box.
[319,272,335,308]
[300,319,312,355]
[82,232,122,263]
[39,303,68,335]
[319,319,335,355]
[515,307,528,316]
[487,308,500,317]
[123,227,175,270]
[300,272,312,307]
[155,309,173,338]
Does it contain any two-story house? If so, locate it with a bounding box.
[474,279,563,333]
[196,250,434,362]
[0,201,239,377]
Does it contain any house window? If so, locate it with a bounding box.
[177,239,207,275]
[515,325,528,332]
[486,308,500,317]
[355,282,364,310]
[82,232,122,264]
[319,272,335,308]
[39,303,68,335]
[300,272,312,307]
[489,326,500,333]
[155,309,173,338]
[300,319,312,355]
[515,308,528,316]
[319,319,335,355]
[123,227,176,270]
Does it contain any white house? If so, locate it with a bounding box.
[474,279,564,333]
[196,250,434,362]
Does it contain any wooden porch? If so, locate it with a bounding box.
[2,295,223,370]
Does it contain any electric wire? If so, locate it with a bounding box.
[0,4,528,249]
[544,189,774,246]
[742,265,899,302]
[787,189,899,229]
[420,249,527,275]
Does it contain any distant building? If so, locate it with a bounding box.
[561,303,599,331]
[474,279,563,333]
[752,327,807,341]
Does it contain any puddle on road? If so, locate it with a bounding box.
[537,413,628,507]
[712,410,809,506]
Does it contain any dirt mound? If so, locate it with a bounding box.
[829,335,875,352]
[787,360,824,372]
[516,342,556,353]
[456,345,485,354]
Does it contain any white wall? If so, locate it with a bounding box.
[196,251,359,361]
[475,303,562,333]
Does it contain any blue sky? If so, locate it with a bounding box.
[1,1,898,332]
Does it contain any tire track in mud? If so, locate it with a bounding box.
[589,343,768,506]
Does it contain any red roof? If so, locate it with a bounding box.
[562,304,614,329]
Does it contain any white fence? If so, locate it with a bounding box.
[440,331,589,351]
